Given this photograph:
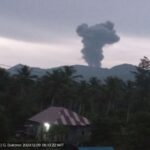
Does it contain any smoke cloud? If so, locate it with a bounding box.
[76,21,120,67]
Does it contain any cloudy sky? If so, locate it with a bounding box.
[0,0,150,69]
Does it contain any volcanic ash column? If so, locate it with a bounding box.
[76,21,120,67]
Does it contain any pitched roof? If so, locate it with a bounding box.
[29,106,90,126]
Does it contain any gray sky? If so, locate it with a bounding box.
[0,0,150,68]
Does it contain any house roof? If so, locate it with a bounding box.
[29,106,90,126]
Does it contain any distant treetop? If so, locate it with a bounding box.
[138,56,150,70]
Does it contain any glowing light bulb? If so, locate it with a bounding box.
[44,122,50,132]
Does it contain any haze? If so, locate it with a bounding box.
[0,0,150,68]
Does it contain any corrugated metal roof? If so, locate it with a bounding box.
[29,106,90,126]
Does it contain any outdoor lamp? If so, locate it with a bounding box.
[44,122,50,132]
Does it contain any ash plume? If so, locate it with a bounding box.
[76,21,120,67]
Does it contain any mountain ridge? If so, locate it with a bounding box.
[7,63,137,81]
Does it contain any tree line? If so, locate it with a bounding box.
[0,57,150,150]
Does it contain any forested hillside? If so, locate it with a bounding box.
[0,57,150,150]
[8,63,136,81]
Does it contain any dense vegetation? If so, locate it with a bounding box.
[0,57,150,150]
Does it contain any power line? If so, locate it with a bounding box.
[0,64,12,68]
[0,63,51,74]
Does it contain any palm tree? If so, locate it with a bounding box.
[38,66,81,110]
[0,68,13,140]
[87,77,102,115]
[138,56,150,70]
[0,67,10,91]
[7,65,37,128]
[15,65,36,86]
[103,77,125,116]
